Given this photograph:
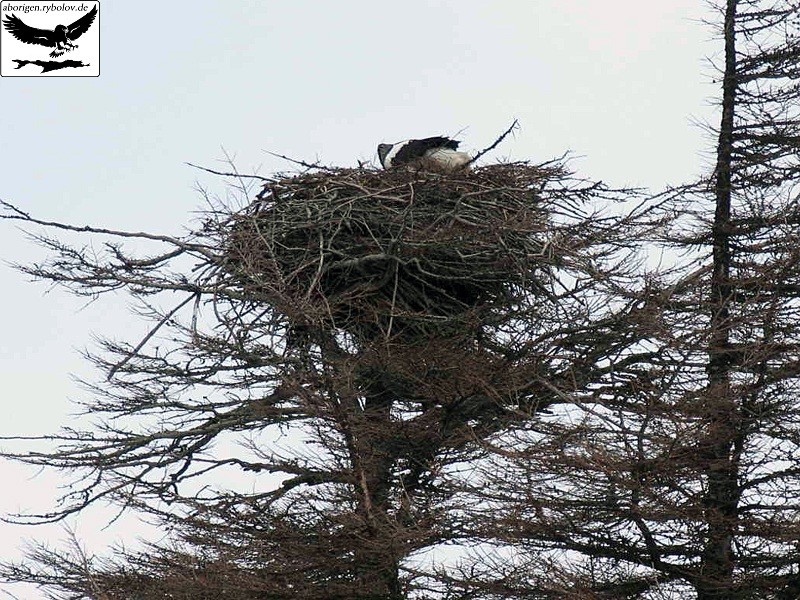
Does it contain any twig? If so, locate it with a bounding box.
[264,151,336,172]
[0,200,214,258]
[107,292,199,380]
[185,162,277,182]
[467,119,520,167]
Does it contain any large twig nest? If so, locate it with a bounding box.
[223,164,557,338]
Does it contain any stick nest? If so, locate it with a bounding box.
[222,164,556,338]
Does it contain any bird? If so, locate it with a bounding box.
[3,6,98,58]
[377,136,472,172]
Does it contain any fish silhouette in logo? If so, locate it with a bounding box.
[3,6,97,57]
[12,58,90,73]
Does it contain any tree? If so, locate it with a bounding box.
[0,158,656,599]
[462,1,800,598]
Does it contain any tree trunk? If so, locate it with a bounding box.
[697,0,742,597]
[351,390,404,600]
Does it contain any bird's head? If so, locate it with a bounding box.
[377,143,393,168]
[55,24,67,32]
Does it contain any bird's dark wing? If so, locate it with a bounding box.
[420,136,460,151]
[66,6,97,40]
[392,136,460,165]
[2,14,56,47]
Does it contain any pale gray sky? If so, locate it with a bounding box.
[1,1,716,597]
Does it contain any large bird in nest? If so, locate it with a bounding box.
[3,6,97,58]
[377,136,472,172]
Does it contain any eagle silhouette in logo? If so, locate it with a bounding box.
[3,6,97,57]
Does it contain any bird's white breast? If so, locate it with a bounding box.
[424,148,472,170]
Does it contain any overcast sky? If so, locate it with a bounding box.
[0,1,717,597]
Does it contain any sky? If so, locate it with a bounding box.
[0,1,717,597]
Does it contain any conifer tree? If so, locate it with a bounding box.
[463,2,800,598]
[0,161,653,599]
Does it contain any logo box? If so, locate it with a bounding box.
[1,1,99,77]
